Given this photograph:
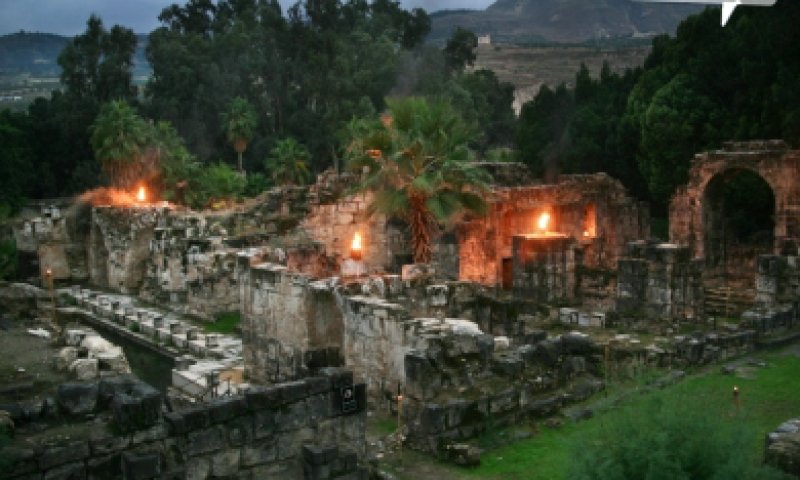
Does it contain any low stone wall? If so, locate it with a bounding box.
[756,254,800,307]
[402,330,604,452]
[2,369,367,480]
[616,241,703,320]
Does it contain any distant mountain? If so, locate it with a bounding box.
[429,0,704,44]
[0,32,151,76]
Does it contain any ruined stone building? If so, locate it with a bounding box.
[8,144,800,470]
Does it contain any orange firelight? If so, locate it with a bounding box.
[350,232,363,260]
[537,212,550,232]
[136,186,146,202]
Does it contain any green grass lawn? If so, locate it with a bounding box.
[467,348,800,479]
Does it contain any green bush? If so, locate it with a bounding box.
[568,396,790,480]
[0,239,17,280]
[243,172,272,197]
[196,162,247,204]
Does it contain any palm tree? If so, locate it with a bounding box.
[90,100,152,188]
[266,138,312,186]
[220,97,258,174]
[345,97,491,263]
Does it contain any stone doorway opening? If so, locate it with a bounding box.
[702,168,775,280]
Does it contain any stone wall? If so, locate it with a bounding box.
[402,330,604,452]
[2,370,367,480]
[89,206,166,293]
[11,200,90,281]
[616,241,703,320]
[459,173,649,286]
[240,259,345,384]
[755,254,800,307]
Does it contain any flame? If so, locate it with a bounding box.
[352,232,362,251]
[137,186,146,202]
[537,212,550,232]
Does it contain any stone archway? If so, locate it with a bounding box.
[670,140,800,263]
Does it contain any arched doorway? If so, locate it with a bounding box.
[702,168,775,278]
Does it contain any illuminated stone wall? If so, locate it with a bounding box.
[459,173,649,286]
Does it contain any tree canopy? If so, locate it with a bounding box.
[345,97,491,262]
[516,0,800,212]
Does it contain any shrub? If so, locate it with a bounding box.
[568,396,790,480]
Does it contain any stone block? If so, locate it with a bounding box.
[69,358,99,381]
[111,382,162,433]
[253,409,276,440]
[246,386,281,411]
[241,440,277,467]
[209,449,240,477]
[304,376,332,395]
[43,461,86,480]
[121,452,161,480]
[186,426,226,456]
[87,452,122,479]
[208,396,247,424]
[302,444,338,466]
[40,441,90,470]
[89,433,131,456]
[278,380,309,404]
[57,382,98,415]
[181,407,210,431]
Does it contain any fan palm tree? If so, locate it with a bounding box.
[220,97,258,174]
[89,100,151,188]
[267,138,312,186]
[345,97,491,263]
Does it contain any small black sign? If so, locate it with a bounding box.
[341,386,357,413]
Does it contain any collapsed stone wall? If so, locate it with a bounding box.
[2,369,367,480]
[459,173,649,286]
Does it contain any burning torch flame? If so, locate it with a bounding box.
[537,212,550,232]
[350,232,363,260]
[137,186,146,202]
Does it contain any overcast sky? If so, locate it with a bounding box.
[0,0,488,35]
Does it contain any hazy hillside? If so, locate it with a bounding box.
[430,0,703,43]
[0,32,151,76]
[0,32,68,75]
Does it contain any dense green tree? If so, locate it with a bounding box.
[345,97,491,262]
[266,138,312,186]
[90,101,153,188]
[221,97,258,173]
[146,0,429,174]
[58,15,137,105]
[637,74,721,203]
[0,111,35,212]
[443,27,477,73]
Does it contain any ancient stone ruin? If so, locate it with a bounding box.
[4,143,800,478]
